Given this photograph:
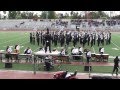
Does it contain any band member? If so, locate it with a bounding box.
[66,33,70,46]
[76,33,79,42]
[71,47,79,60]
[43,34,46,46]
[108,32,111,44]
[71,47,79,55]
[97,34,101,47]
[6,46,12,62]
[69,32,72,42]
[24,47,32,62]
[14,45,20,62]
[51,31,54,44]
[100,33,104,46]
[32,34,35,45]
[112,56,120,77]
[39,32,41,44]
[99,47,102,54]
[87,34,90,46]
[30,32,32,44]
[44,28,52,53]
[83,34,87,47]
[73,33,77,47]
[86,49,91,63]
[60,48,66,55]
[14,45,20,53]
[79,34,83,45]
[100,47,104,54]
[93,32,96,45]
[39,46,45,51]
[36,32,40,46]
[90,34,93,47]
[59,33,65,47]
[99,47,104,62]
[53,33,58,46]
[79,47,83,55]
[104,33,108,45]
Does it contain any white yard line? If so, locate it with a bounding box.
[33,47,40,52]
[112,34,120,38]
[20,41,29,46]
[3,38,29,46]
[0,33,21,40]
[111,41,120,50]
[1,36,28,49]
[0,35,28,45]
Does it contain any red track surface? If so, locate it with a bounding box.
[0,70,89,79]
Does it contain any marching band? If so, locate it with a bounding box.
[29,29,111,48]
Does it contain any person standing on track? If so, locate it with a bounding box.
[112,56,120,77]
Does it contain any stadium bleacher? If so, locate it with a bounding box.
[0,19,120,31]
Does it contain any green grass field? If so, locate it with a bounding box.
[0,31,120,73]
[0,63,114,73]
[0,31,120,57]
[0,63,113,73]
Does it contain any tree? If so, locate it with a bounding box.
[48,11,56,19]
[112,15,120,19]
[81,11,109,19]
[21,12,28,19]
[97,11,109,19]
[16,11,22,19]
[63,13,70,19]
[8,11,18,19]
[70,11,74,16]
[77,14,82,19]
[3,11,6,14]
[34,14,38,18]
[70,12,79,19]
[88,12,99,19]
[28,12,34,19]
[40,11,47,19]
